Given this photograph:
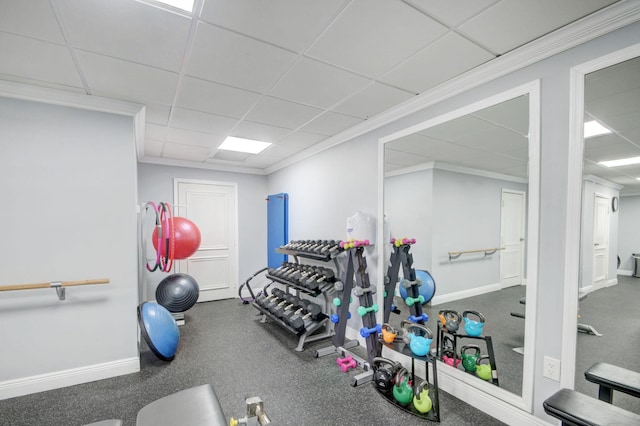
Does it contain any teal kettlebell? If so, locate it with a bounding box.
[462,310,485,336]
[412,381,433,413]
[401,321,433,357]
[476,355,492,381]
[460,344,481,373]
[393,368,414,405]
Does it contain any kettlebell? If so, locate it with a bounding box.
[442,349,461,368]
[372,357,399,394]
[402,322,433,357]
[392,368,414,405]
[476,355,492,381]
[462,310,486,336]
[438,309,461,333]
[380,323,398,344]
[412,381,433,414]
[460,344,481,373]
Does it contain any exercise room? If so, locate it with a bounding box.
[1,1,640,425]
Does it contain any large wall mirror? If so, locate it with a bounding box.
[377,81,539,410]
[565,47,640,413]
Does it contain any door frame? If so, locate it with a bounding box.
[591,192,610,291]
[173,178,239,300]
[500,189,526,289]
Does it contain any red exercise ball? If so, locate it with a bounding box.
[152,216,202,260]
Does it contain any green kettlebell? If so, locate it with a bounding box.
[461,344,481,373]
[392,368,414,405]
[476,355,492,381]
[412,381,433,413]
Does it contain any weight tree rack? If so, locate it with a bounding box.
[252,240,341,352]
[315,242,379,387]
[384,239,428,324]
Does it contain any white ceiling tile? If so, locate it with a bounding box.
[186,22,298,93]
[459,0,619,54]
[200,0,348,52]
[405,0,499,27]
[245,96,322,129]
[144,139,164,157]
[300,111,363,136]
[163,142,211,162]
[260,142,305,158]
[146,123,168,141]
[453,126,528,157]
[167,127,223,148]
[0,0,65,43]
[385,148,430,166]
[419,114,495,142]
[472,94,530,136]
[76,50,179,104]
[55,0,191,72]
[0,32,83,88]
[585,134,640,162]
[380,32,494,94]
[229,121,293,143]
[211,150,252,162]
[307,0,448,77]
[270,57,371,109]
[332,82,415,119]
[279,131,327,148]
[587,87,640,122]
[176,76,261,118]
[145,103,172,125]
[585,56,640,102]
[170,107,238,135]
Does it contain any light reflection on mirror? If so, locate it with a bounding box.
[575,56,640,414]
[383,94,529,397]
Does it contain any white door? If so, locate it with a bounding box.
[174,179,238,302]
[500,190,526,288]
[592,193,609,288]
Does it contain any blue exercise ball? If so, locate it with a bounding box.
[156,273,199,313]
[399,270,436,304]
[138,301,180,361]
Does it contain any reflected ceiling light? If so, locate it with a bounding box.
[599,156,640,167]
[218,137,271,154]
[143,0,194,12]
[584,120,612,138]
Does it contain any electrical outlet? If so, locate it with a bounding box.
[544,356,561,381]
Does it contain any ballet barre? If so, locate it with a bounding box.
[0,279,110,300]
[448,247,504,261]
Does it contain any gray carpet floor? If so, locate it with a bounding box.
[0,296,504,426]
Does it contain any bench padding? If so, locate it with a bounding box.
[136,384,227,426]
[543,388,640,426]
[585,362,640,400]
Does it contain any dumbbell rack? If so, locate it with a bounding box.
[384,241,427,324]
[315,244,379,387]
[379,340,441,422]
[436,324,499,386]
[251,242,340,352]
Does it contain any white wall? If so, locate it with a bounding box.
[618,194,640,272]
[0,97,139,398]
[137,163,268,299]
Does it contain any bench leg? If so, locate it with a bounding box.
[599,385,613,403]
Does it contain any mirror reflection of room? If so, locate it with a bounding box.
[383,94,530,397]
[575,55,640,414]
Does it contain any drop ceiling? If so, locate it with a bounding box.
[0,0,631,178]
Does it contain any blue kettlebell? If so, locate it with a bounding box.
[463,310,485,336]
[401,321,433,357]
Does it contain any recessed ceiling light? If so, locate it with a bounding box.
[141,0,194,13]
[218,137,272,154]
[584,120,612,138]
[599,156,640,167]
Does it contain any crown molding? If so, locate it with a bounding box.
[139,156,267,175]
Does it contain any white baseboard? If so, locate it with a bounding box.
[430,283,501,306]
[0,357,140,401]
[618,269,632,276]
[607,277,618,287]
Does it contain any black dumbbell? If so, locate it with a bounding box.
[305,268,336,290]
[289,302,323,330]
[262,289,287,310]
[273,294,300,317]
[282,297,308,323]
[257,288,283,307]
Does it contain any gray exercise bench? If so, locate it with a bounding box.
[84,384,270,426]
[543,362,640,425]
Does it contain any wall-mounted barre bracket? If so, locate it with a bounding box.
[0,278,109,301]
[50,281,65,300]
[448,248,504,261]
